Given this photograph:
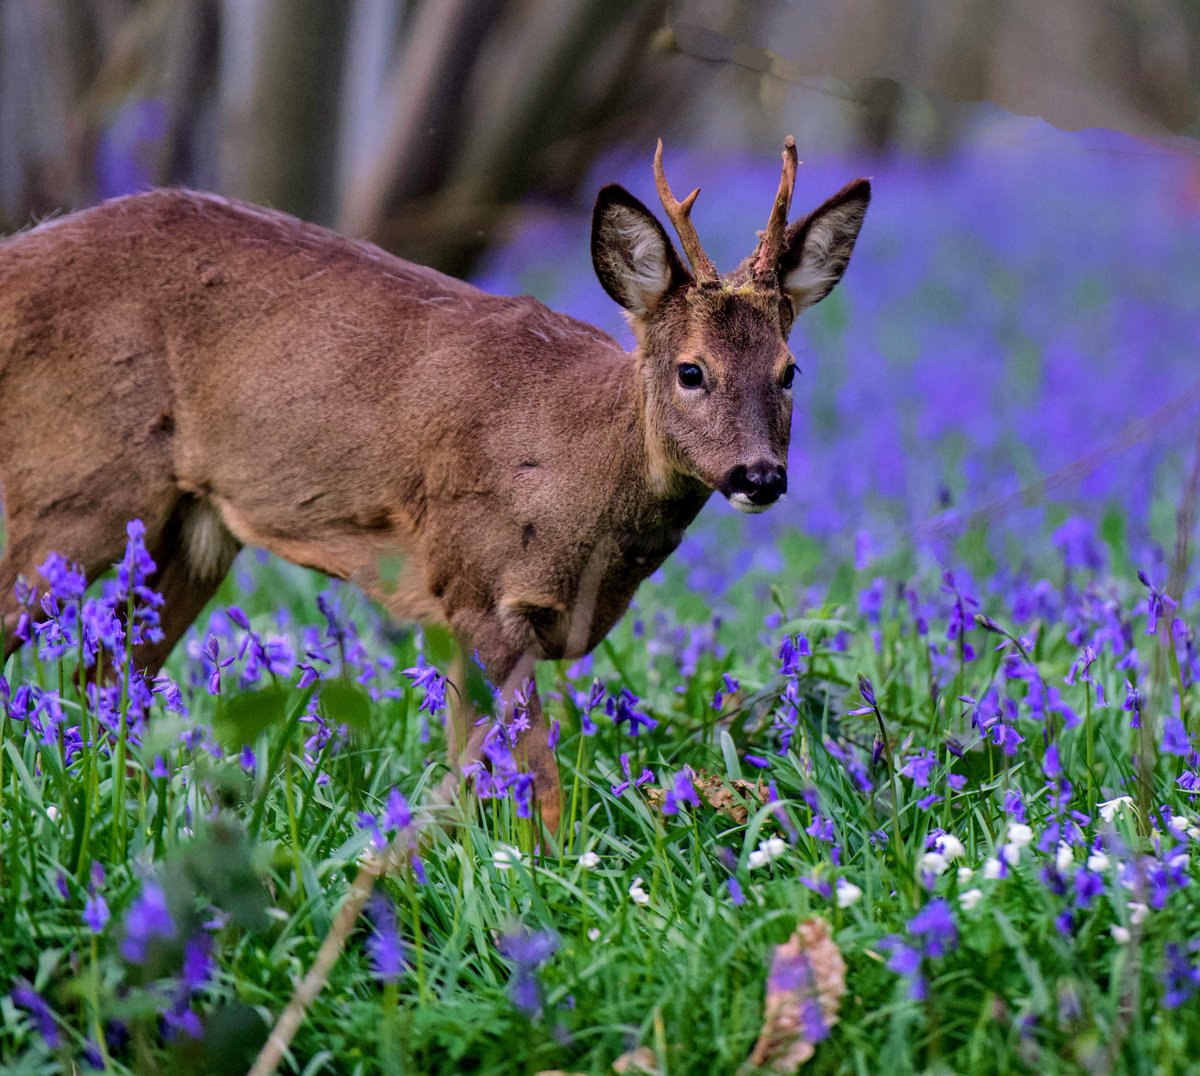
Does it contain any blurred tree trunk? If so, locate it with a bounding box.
[367,0,673,276]
[217,0,348,224]
[337,0,504,239]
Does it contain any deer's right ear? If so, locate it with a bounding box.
[591,185,689,315]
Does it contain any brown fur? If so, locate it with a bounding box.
[0,146,869,831]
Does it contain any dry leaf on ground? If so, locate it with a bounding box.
[611,1045,661,1074]
[644,770,769,824]
[746,917,847,1072]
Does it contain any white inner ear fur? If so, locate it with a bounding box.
[782,202,865,312]
[610,206,673,314]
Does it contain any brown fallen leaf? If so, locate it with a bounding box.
[611,1046,661,1074]
[644,769,769,825]
[746,917,847,1073]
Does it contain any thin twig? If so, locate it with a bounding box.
[246,851,389,1076]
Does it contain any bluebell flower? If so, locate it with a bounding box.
[10,983,58,1047]
[605,688,657,737]
[120,880,176,963]
[366,893,406,983]
[497,926,558,1017]
[83,892,110,933]
[1163,716,1191,757]
[1162,942,1200,1008]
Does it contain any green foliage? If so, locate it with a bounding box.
[1,543,1199,1074]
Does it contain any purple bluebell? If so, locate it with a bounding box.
[120,880,176,963]
[366,893,406,983]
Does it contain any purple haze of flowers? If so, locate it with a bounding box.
[120,880,176,963]
[10,983,59,1048]
[1052,517,1105,572]
[497,926,558,1016]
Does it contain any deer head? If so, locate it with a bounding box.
[591,137,870,512]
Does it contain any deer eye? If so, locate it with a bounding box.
[781,364,797,389]
[677,362,705,390]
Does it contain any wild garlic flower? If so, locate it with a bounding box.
[836,880,862,907]
[1098,796,1134,823]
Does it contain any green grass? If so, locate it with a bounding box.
[1,537,1199,1075]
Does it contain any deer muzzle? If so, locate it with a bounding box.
[723,461,787,514]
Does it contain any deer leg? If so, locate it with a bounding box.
[438,617,563,833]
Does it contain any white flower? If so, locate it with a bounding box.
[45,805,59,822]
[1127,901,1149,925]
[629,877,650,906]
[578,851,600,869]
[983,857,1004,880]
[587,927,602,941]
[958,888,984,911]
[1002,842,1021,867]
[761,836,787,860]
[1110,925,1131,944]
[938,834,966,861]
[1167,814,1188,837]
[748,836,787,870]
[957,866,974,883]
[1098,796,1134,824]
[493,845,522,871]
[836,880,862,907]
[1188,825,1200,841]
[1086,852,1110,873]
[920,852,949,877]
[1007,823,1034,847]
[1055,842,1074,873]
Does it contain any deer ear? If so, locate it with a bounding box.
[777,178,870,315]
[592,185,689,315]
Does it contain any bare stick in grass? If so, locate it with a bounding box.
[247,848,393,1076]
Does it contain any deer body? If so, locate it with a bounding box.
[0,143,869,828]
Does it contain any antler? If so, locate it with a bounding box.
[653,139,718,285]
[751,135,800,283]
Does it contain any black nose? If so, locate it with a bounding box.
[726,461,787,505]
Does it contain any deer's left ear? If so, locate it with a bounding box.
[777,178,870,315]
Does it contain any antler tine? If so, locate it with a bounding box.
[653,139,718,285]
[752,135,800,282]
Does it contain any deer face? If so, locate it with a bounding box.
[592,139,870,512]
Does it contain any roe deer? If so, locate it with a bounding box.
[0,138,868,830]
